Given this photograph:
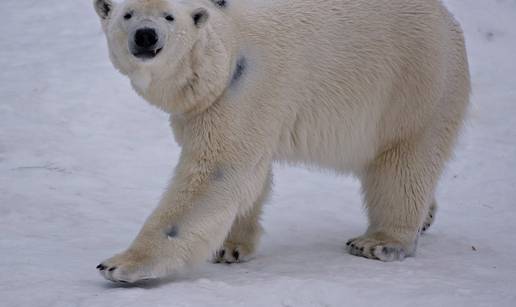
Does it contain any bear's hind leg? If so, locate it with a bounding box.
[213,171,272,264]
[347,141,444,261]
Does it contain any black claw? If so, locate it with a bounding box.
[232,250,240,260]
[97,264,106,271]
[108,267,116,272]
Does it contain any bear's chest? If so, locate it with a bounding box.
[129,69,152,96]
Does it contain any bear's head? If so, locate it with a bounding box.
[94,0,234,114]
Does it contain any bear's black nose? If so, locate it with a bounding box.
[134,28,158,49]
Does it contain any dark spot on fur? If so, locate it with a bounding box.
[192,8,209,27]
[108,267,116,272]
[97,264,106,270]
[230,57,247,87]
[212,167,224,181]
[212,0,227,7]
[166,226,178,238]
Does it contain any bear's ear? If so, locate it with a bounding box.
[191,8,209,28]
[94,0,115,20]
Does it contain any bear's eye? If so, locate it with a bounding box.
[124,13,132,20]
[165,15,174,22]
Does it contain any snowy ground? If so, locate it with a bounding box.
[1,0,515,306]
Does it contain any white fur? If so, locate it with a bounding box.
[94,0,470,283]
[130,68,152,93]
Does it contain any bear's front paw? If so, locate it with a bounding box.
[212,241,254,264]
[97,249,163,283]
[346,232,417,262]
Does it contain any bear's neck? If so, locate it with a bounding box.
[135,26,234,117]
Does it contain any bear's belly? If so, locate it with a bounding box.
[273,104,380,174]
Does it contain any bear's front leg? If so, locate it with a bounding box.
[97,114,273,283]
[213,170,272,264]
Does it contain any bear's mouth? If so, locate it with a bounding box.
[132,47,163,60]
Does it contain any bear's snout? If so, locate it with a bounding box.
[131,28,162,60]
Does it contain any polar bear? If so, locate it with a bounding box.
[93,0,470,283]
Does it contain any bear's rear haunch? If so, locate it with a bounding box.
[94,0,470,283]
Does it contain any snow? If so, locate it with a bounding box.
[1,0,515,306]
